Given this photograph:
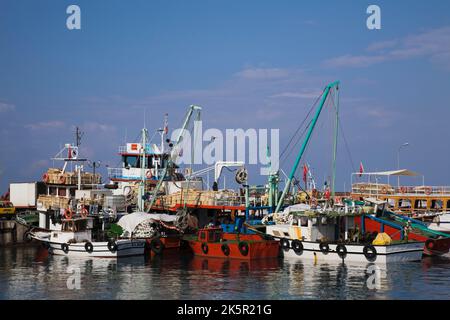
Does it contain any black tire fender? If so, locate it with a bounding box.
[292,240,303,254]
[363,244,377,261]
[238,241,249,256]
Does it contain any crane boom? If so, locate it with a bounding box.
[274,81,339,213]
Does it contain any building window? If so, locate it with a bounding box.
[414,199,427,209]
[431,200,443,210]
[398,199,411,209]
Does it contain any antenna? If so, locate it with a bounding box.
[75,127,84,148]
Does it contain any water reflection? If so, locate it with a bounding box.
[0,245,449,300]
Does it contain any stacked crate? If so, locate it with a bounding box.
[44,168,101,185]
[162,189,241,207]
[37,195,71,210]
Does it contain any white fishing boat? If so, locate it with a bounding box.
[31,217,146,258]
[265,207,424,264]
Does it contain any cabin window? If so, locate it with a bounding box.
[431,200,443,210]
[414,199,427,209]
[123,156,138,168]
[387,199,395,208]
[70,189,76,197]
[300,217,308,227]
[49,187,57,196]
[398,199,411,209]
[200,232,206,240]
[58,189,66,197]
[447,200,450,210]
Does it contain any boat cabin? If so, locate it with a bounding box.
[50,218,92,243]
[197,227,223,243]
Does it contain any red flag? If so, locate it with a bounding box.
[359,162,364,177]
[164,113,169,135]
[303,164,308,183]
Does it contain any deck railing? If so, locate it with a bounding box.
[352,183,450,196]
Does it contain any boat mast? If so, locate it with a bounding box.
[138,127,148,211]
[145,105,202,213]
[331,86,340,199]
[275,81,339,213]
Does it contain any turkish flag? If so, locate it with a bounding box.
[359,162,364,177]
[303,164,308,183]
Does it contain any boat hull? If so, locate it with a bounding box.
[46,239,146,258]
[187,233,280,260]
[280,239,424,264]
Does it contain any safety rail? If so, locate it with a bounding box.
[352,183,450,196]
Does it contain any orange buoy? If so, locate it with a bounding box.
[80,207,89,218]
[64,209,73,220]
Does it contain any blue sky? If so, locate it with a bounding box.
[1,0,450,192]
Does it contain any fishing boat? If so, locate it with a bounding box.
[351,169,450,233]
[350,171,450,255]
[31,217,146,258]
[185,226,280,260]
[264,203,424,264]
[260,81,424,264]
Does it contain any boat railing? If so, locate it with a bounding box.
[352,183,450,196]
[107,167,124,179]
[118,146,127,154]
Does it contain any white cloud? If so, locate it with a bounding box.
[270,91,323,99]
[25,121,65,130]
[323,26,450,69]
[0,102,15,113]
[234,67,290,80]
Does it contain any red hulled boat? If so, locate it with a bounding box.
[185,227,280,260]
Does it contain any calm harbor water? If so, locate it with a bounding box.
[1,245,450,300]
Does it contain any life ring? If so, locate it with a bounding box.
[424,187,432,195]
[107,240,117,253]
[400,186,407,194]
[381,186,388,194]
[42,173,49,183]
[59,175,66,184]
[363,244,377,261]
[319,242,330,253]
[201,242,209,255]
[238,241,249,256]
[221,243,230,256]
[336,244,347,258]
[85,242,94,253]
[61,243,69,254]
[146,170,153,179]
[281,238,290,250]
[80,207,89,218]
[334,196,342,205]
[150,238,164,255]
[359,185,367,193]
[64,209,73,220]
[291,240,303,254]
[425,239,435,250]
